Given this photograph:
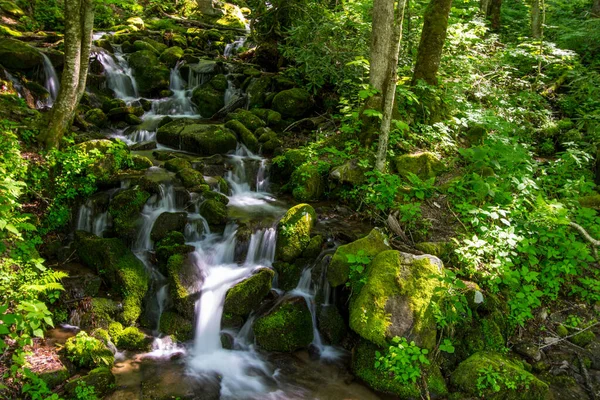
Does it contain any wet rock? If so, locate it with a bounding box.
[275,204,316,262]
[64,367,116,399]
[253,296,313,352]
[301,235,324,260]
[191,74,228,117]
[290,163,325,202]
[131,154,153,170]
[167,253,202,319]
[246,76,272,109]
[0,38,43,70]
[513,341,542,362]
[150,212,188,243]
[349,250,442,350]
[128,50,170,96]
[108,187,151,243]
[318,305,347,345]
[116,326,151,351]
[130,140,157,151]
[393,152,445,180]
[155,232,195,274]
[225,109,266,132]
[159,46,184,67]
[85,108,108,128]
[327,228,390,288]
[223,268,274,317]
[199,199,228,226]
[272,260,306,291]
[180,124,238,156]
[159,311,193,342]
[272,88,312,118]
[225,119,259,152]
[176,167,206,188]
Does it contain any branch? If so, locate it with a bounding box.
[539,322,599,349]
[569,222,600,259]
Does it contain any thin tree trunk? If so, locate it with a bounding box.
[76,0,94,104]
[531,0,541,38]
[480,0,491,14]
[593,0,600,17]
[370,0,397,95]
[489,0,502,30]
[411,0,454,86]
[375,0,407,172]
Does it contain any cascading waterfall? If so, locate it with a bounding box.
[224,37,247,58]
[40,53,59,107]
[95,47,139,100]
[76,200,110,237]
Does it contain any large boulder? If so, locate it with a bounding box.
[330,159,366,186]
[151,212,187,243]
[290,163,325,202]
[155,232,195,274]
[0,38,43,70]
[159,46,184,67]
[199,199,228,227]
[327,228,390,288]
[166,254,202,319]
[253,296,313,352]
[108,188,151,243]
[75,232,149,325]
[224,120,258,152]
[393,152,444,181]
[223,268,274,317]
[246,76,272,109]
[275,204,316,262]
[225,109,266,132]
[349,250,442,350]
[180,124,238,155]
[272,88,312,118]
[450,352,549,399]
[64,367,116,399]
[159,311,193,342]
[128,50,170,96]
[156,118,196,148]
[191,74,228,117]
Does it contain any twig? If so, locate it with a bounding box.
[569,222,600,260]
[446,199,468,233]
[540,322,600,349]
[577,353,597,400]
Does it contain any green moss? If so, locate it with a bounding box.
[176,167,206,188]
[199,199,228,226]
[150,212,188,243]
[275,204,316,262]
[327,228,390,288]
[156,118,195,148]
[247,76,272,109]
[253,297,313,352]
[65,332,114,369]
[116,327,149,351]
[225,120,259,152]
[159,311,193,342]
[92,328,111,346]
[90,298,120,328]
[272,88,312,118]
[251,108,282,128]
[271,149,310,182]
[131,154,153,170]
[225,109,266,132]
[128,50,170,96]
[108,188,151,242]
[191,75,228,117]
[302,235,323,259]
[569,329,596,347]
[108,321,124,342]
[159,46,184,67]
[450,352,549,400]
[166,254,195,318]
[85,108,108,128]
[329,160,366,186]
[272,260,305,291]
[349,251,442,350]
[0,38,42,70]
[555,324,568,337]
[179,125,238,155]
[415,241,453,262]
[155,232,194,274]
[291,163,325,202]
[318,305,347,345]
[64,367,116,399]
[579,194,600,209]
[224,268,274,316]
[393,152,445,180]
[164,157,192,172]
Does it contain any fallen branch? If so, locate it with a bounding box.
[540,322,600,349]
[577,354,597,400]
[569,222,600,259]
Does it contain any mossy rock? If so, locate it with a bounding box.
[327,228,390,288]
[191,75,228,117]
[569,329,596,347]
[290,163,325,202]
[159,46,184,67]
[579,194,600,210]
[415,241,454,263]
[159,311,193,342]
[352,340,447,399]
[102,98,127,113]
[393,152,445,181]
[272,260,305,291]
[64,331,114,369]
[247,76,272,109]
[223,268,274,316]
[179,124,238,155]
[225,109,266,132]
[133,40,159,54]
[199,199,228,226]
[450,352,549,399]
[167,254,202,319]
[203,190,229,205]
[301,235,323,259]
[127,16,145,29]
[74,139,131,184]
[329,159,366,186]
[75,232,149,325]
[0,1,25,18]
[155,232,195,274]
[156,118,196,148]
[151,212,188,243]
[251,108,282,128]
[318,305,347,345]
[131,154,153,170]
[176,167,206,188]
[108,321,124,342]
[85,297,120,329]
[253,296,313,352]
[108,188,151,243]
[272,88,312,118]
[271,149,309,182]
[164,157,192,172]
[85,108,108,128]
[128,50,170,96]
[225,120,259,152]
[349,250,442,350]
[64,367,116,399]
[116,326,150,351]
[276,204,316,262]
[0,38,43,70]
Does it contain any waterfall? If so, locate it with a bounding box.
[76,200,109,237]
[96,47,139,100]
[40,53,59,107]
[145,61,196,117]
[224,37,247,58]
[226,146,277,211]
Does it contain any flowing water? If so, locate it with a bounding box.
[40,53,59,108]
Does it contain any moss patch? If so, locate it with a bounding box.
[159,311,193,342]
[224,268,274,316]
[253,297,313,352]
[275,204,316,262]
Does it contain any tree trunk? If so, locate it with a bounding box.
[480,0,491,14]
[374,0,407,172]
[411,0,454,86]
[41,0,94,149]
[531,0,541,38]
[593,0,600,17]
[370,0,398,96]
[489,0,502,30]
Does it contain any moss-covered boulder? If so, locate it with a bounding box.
[191,74,228,117]
[349,250,442,350]
[0,1,25,18]
[318,305,347,345]
[155,232,195,274]
[74,139,131,184]
[156,118,196,148]
[81,297,121,329]
[159,311,193,342]
[290,163,325,202]
[329,159,366,186]
[64,367,116,399]
[251,108,282,128]
[271,149,309,182]
[352,340,447,399]
[159,46,184,67]
[415,241,454,263]
[179,124,238,155]
[85,108,109,128]
[131,154,153,170]
[176,167,206,188]
[247,76,272,109]
[223,268,274,317]
[0,38,43,70]
[164,157,192,172]
[133,40,159,54]
[116,326,150,351]
[75,232,149,325]
[151,212,188,243]
[253,296,313,352]
[128,50,170,96]
[225,120,259,152]
[327,228,390,288]
[450,352,549,399]
[276,204,316,262]
[579,194,600,210]
[199,199,228,226]
[64,331,114,369]
[272,260,304,291]
[225,109,266,132]
[302,235,324,259]
[272,88,312,118]
[167,254,202,319]
[108,188,151,243]
[393,152,445,181]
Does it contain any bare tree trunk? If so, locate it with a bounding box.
[480,0,491,14]
[41,0,94,149]
[374,0,407,172]
[593,0,600,17]
[411,0,454,86]
[531,0,541,38]
[370,0,397,95]
[489,0,502,31]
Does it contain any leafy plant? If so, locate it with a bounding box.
[375,336,430,384]
[345,250,372,294]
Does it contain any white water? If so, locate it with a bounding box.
[76,200,110,237]
[96,47,139,101]
[40,53,59,108]
[224,37,247,58]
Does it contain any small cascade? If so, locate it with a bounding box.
[224,37,247,58]
[96,47,139,100]
[187,67,211,89]
[226,146,277,211]
[145,61,196,117]
[40,53,59,107]
[76,200,110,237]
[134,184,177,252]
[244,227,277,266]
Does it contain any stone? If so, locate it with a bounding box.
[290,163,325,202]
[272,88,312,118]
[167,254,202,319]
[329,159,366,186]
[275,204,316,262]
[223,268,274,316]
[128,50,170,96]
[225,120,258,152]
[199,199,228,226]
[225,109,266,132]
[0,38,42,70]
[160,46,185,68]
[159,311,193,342]
[393,152,445,180]
[150,212,188,243]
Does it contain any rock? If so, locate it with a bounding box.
[275,204,317,262]
[65,331,114,369]
[569,329,596,347]
[131,154,153,170]
[450,352,549,399]
[176,167,206,188]
[225,120,259,152]
[318,305,347,345]
[155,232,195,274]
[513,342,542,362]
[128,50,170,96]
[272,260,305,291]
[75,232,149,325]
[116,326,150,351]
[271,149,309,182]
[579,194,600,210]
[225,109,266,131]
[301,235,324,259]
[127,16,145,30]
[223,268,274,316]
[352,339,448,399]
[330,159,366,186]
[133,40,159,54]
[272,88,312,118]
[64,367,116,399]
[159,311,193,342]
[167,254,202,319]
[156,119,196,148]
[191,74,228,117]
[349,250,442,350]
[0,1,25,18]
[0,38,43,70]
[85,108,108,128]
[251,108,282,128]
[464,124,488,145]
[393,152,445,180]
[160,46,184,67]
[130,141,157,151]
[327,228,390,288]
[102,98,126,113]
[79,297,121,329]
[414,241,454,262]
[247,76,272,109]
[180,124,238,156]
[290,163,325,202]
[253,296,313,352]
[151,212,188,243]
[199,199,228,226]
[108,188,151,243]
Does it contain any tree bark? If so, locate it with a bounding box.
[411,0,454,86]
[531,0,541,38]
[41,0,94,149]
[369,0,398,96]
[374,0,407,172]
[593,0,600,17]
[488,0,502,31]
[480,0,491,14]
